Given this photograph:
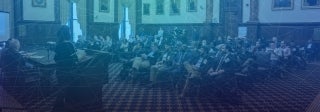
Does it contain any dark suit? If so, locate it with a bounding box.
[1,48,26,86]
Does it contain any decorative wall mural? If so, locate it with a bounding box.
[32,0,46,8]
[272,0,294,10]
[99,0,110,13]
[302,0,320,9]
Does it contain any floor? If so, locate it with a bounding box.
[2,62,320,112]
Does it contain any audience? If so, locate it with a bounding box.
[3,25,315,107]
[71,27,318,101]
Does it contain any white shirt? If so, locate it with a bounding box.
[307,44,312,49]
[283,47,291,57]
[267,48,282,61]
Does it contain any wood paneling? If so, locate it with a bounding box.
[87,23,119,41]
[17,24,61,45]
[13,0,61,45]
[87,0,119,41]
[258,23,320,44]
[136,23,223,42]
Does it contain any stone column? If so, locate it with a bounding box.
[249,0,259,22]
[247,0,259,40]
[206,0,213,23]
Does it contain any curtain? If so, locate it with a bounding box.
[77,0,87,38]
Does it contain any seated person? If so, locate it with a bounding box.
[75,35,88,49]
[146,44,161,65]
[131,52,150,71]
[128,52,151,82]
[180,47,210,97]
[149,45,174,84]
[132,42,144,53]
[88,35,102,50]
[101,36,113,51]
[119,39,129,52]
[171,44,190,75]
[206,45,240,103]
[1,38,27,85]
[154,27,164,46]
[186,47,210,77]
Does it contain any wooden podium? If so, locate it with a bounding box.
[64,52,110,110]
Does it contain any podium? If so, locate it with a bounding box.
[62,52,110,110]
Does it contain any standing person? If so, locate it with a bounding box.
[155,27,164,46]
[191,27,199,42]
[306,40,316,63]
[53,25,79,112]
[267,42,283,78]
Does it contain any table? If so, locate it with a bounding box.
[21,49,92,67]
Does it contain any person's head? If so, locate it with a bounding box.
[217,36,222,40]
[201,40,207,46]
[272,37,278,42]
[180,44,187,52]
[5,38,14,48]
[93,35,99,40]
[8,38,20,51]
[151,45,158,51]
[255,41,261,47]
[280,41,286,47]
[220,45,230,52]
[141,53,148,59]
[122,38,128,43]
[164,44,170,50]
[106,36,111,40]
[57,25,72,42]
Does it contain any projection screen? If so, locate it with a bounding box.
[0,11,10,42]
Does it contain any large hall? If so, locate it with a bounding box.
[0,0,320,112]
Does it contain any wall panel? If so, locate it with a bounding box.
[141,0,220,24]
[22,0,55,21]
[258,23,320,44]
[259,0,320,23]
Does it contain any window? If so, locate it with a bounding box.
[272,0,294,10]
[156,0,164,15]
[67,3,82,42]
[118,7,131,40]
[143,4,150,15]
[302,0,320,9]
[187,0,197,12]
[170,0,180,15]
